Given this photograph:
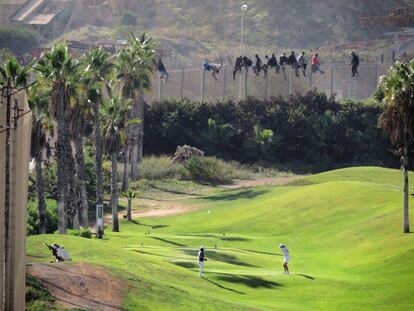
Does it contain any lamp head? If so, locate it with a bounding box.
[241,4,248,11]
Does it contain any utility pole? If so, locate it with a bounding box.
[3,81,11,311]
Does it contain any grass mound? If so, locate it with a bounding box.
[27,167,414,310]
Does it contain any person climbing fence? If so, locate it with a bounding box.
[350,51,360,79]
[297,51,308,77]
[311,53,324,74]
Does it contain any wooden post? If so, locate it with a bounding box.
[265,72,269,101]
[158,77,162,101]
[288,67,292,96]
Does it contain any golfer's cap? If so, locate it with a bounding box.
[279,243,285,248]
[200,245,205,250]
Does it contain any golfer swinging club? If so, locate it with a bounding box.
[279,243,290,274]
[198,245,207,278]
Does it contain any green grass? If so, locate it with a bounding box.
[27,167,414,310]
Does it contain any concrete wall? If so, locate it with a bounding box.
[0,90,31,311]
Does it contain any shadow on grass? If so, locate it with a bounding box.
[205,278,245,295]
[131,220,169,230]
[220,237,250,242]
[200,189,270,202]
[150,237,186,247]
[242,249,282,256]
[216,274,282,289]
[178,234,250,242]
[173,261,198,269]
[182,249,256,267]
[297,274,315,280]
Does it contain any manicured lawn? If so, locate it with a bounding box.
[27,167,414,310]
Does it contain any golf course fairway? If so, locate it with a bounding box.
[27,167,414,310]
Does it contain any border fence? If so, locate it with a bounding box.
[146,63,393,103]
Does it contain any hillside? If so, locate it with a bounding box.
[27,167,414,310]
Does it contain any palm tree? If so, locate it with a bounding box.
[84,48,114,211]
[121,190,136,221]
[101,96,131,232]
[34,45,79,234]
[67,65,91,229]
[377,59,414,233]
[28,85,53,234]
[115,33,155,180]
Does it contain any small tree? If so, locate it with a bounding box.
[377,59,414,233]
[121,190,136,221]
[101,96,131,232]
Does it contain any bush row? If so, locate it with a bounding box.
[144,91,396,172]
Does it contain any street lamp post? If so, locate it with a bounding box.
[240,4,248,56]
[239,4,248,100]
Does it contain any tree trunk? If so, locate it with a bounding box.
[66,135,78,229]
[137,90,145,164]
[122,146,130,193]
[94,100,104,206]
[35,152,47,234]
[54,81,68,234]
[111,152,120,232]
[127,199,132,221]
[130,96,139,180]
[75,134,89,227]
[402,149,410,233]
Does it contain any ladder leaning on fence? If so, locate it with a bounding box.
[348,77,357,99]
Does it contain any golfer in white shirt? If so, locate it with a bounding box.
[279,243,290,274]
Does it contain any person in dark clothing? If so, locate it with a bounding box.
[279,53,288,79]
[288,51,299,77]
[269,53,279,73]
[157,58,169,82]
[350,51,360,78]
[253,54,262,76]
[233,55,243,80]
[243,56,253,72]
[198,245,207,277]
[263,55,270,78]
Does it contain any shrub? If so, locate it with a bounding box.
[26,274,56,311]
[67,227,92,239]
[184,156,248,184]
[27,199,58,235]
[0,27,39,55]
[138,156,183,180]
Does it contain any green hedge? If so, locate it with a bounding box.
[144,91,395,171]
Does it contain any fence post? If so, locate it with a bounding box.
[222,66,227,102]
[158,76,162,101]
[309,66,313,90]
[375,63,379,86]
[180,68,185,99]
[330,65,334,98]
[288,67,292,96]
[265,72,269,101]
[244,67,248,100]
[201,69,206,102]
[238,68,243,101]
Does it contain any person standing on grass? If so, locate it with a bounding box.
[198,245,207,277]
[279,244,290,274]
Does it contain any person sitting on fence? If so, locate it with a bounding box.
[279,53,288,79]
[157,58,169,82]
[253,54,263,76]
[242,56,253,72]
[350,51,359,79]
[202,59,222,80]
[297,51,308,77]
[269,53,280,74]
[288,51,300,77]
[262,55,270,78]
[311,53,324,74]
[233,55,243,80]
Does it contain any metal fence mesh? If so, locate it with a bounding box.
[145,63,393,102]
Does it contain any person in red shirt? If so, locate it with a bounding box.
[311,53,324,74]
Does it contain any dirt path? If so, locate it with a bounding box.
[28,263,125,311]
[113,176,304,219]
